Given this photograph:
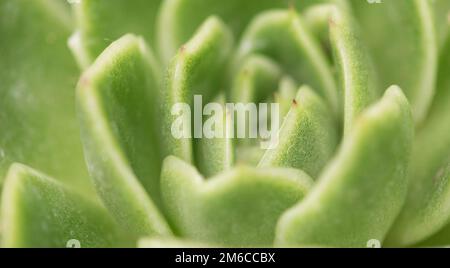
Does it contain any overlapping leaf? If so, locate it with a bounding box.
[161,156,313,247]
[1,164,128,247]
[0,0,93,194]
[386,36,450,247]
[350,0,438,124]
[72,0,162,67]
[276,87,413,247]
[76,35,171,239]
[259,86,337,178]
[1,0,450,248]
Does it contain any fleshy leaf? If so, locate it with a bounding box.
[229,54,283,147]
[350,0,438,124]
[157,0,311,64]
[415,210,450,248]
[195,95,234,177]
[274,77,298,122]
[259,86,338,178]
[230,55,283,103]
[161,156,313,247]
[235,145,265,167]
[161,17,233,163]
[430,0,450,49]
[1,163,128,248]
[328,5,379,134]
[76,34,172,238]
[72,0,162,67]
[385,36,450,247]
[235,9,338,114]
[275,86,413,247]
[0,0,93,194]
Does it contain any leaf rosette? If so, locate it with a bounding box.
[0,0,449,248]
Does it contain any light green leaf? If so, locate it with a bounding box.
[161,17,233,163]
[161,156,313,247]
[230,55,283,104]
[350,0,438,124]
[1,163,128,248]
[157,0,306,64]
[385,36,450,247]
[76,34,172,238]
[229,54,283,147]
[328,4,379,134]
[235,145,265,167]
[274,77,298,122]
[72,0,162,67]
[268,1,379,133]
[195,95,234,178]
[275,86,413,247]
[0,0,93,194]
[156,0,350,64]
[235,9,338,114]
[259,86,338,178]
[429,0,450,49]
[415,212,450,248]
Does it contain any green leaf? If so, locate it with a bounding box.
[161,156,313,247]
[259,86,338,178]
[268,1,379,133]
[385,36,450,247]
[429,0,450,49]
[156,0,351,64]
[230,55,283,104]
[229,54,283,147]
[350,0,438,124]
[161,17,234,163]
[274,77,298,122]
[415,212,450,248]
[76,34,172,238]
[195,95,235,178]
[1,163,128,248]
[235,9,338,114]
[72,0,162,67]
[0,0,93,194]
[275,86,413,247]
[157,0,305,64]
[328,4,379,135]
[235,145,265,167]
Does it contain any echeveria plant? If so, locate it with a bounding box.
[0,0,449,248]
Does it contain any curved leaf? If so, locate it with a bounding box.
[76,34,171,238]
[161,156,313,247]
[430,0,450,49]
[235,145,265,167]
[195,95,235,177]
[0,0,93,194]
[259,86,338,178]
[72,0,162,67]
[157,0,305,63]
[350,0,438,124]
[275,86,413,247]
[235,9,338,114]
[328,4,379,134]
[274,77,298,122]
[415,210,450,248]
[230,54,283,104]
[385,36,450,247]
[1,163,128,248]
[161,17,233,163]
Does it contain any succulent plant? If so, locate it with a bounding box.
[0,0,449,248]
